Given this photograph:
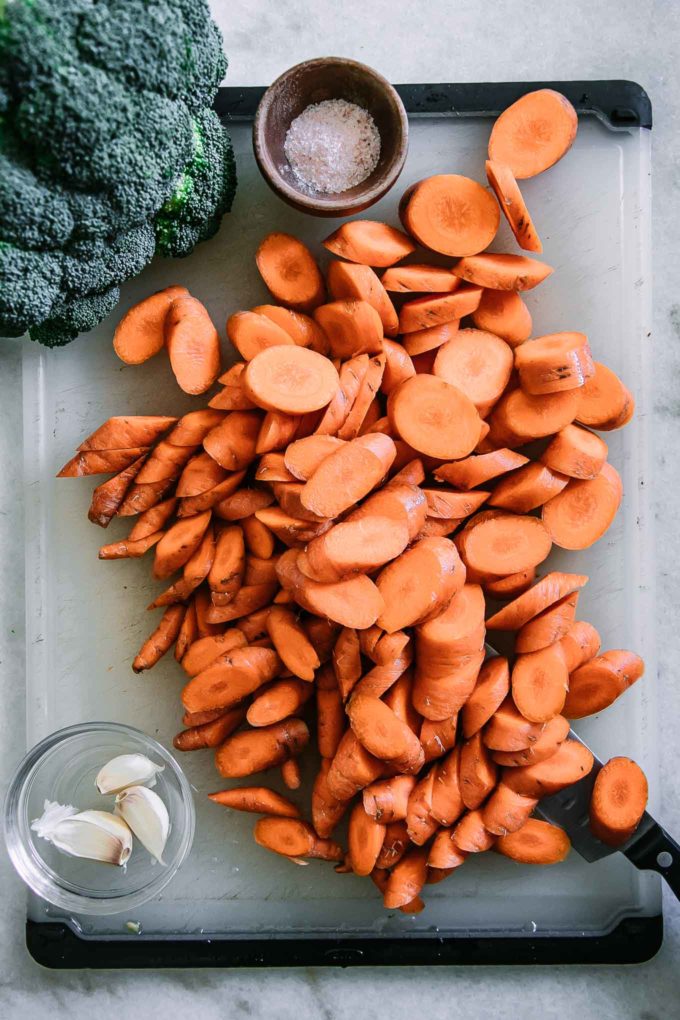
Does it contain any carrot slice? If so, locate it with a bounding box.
[488,387,581,446]
[515,332,594,394]
[376,536,465,633]
[428,829,469,870]
[300,433,396,519]
[253,304,328,353]
[472,289,532,347]
[242,345,339,415]
[182,645,281,714]
[181,630,248,677]
[515,590,578,653]
[315,353,369,436]
[383,845,428,908]
[485,160,542,252]
[347,802,387,876]
[255,452,295,483]
[503,739,594,797]
[255,817,342,861]
[488,89,578,179]
[322,220,415,267]
[420,714,458,763]
[226,310,295,362]
[495,818,570,864]
[206,582,277,625]
[453,253,553,291]
[167,409,227,447]
[429,746,466,827]
[256,232,325,312]
[486,570,589,630]
[208,787,301,819]
[314,298,384,358]
[401,320,461,357]
[57,447,150,477]
[416,583,485,661]
[556,620,601,673]
[452,809,495,852]
[488,462,569,513]
[176,451,227,498]
[255,411,300,455]
[422,489,490,519]
[88,454,146,527]
[299,514,410,583]
[484,568,536,600]
[215,717,309,779]
[589,757,648,846]
[331,627,362,702]
[398,287,483,333]
[541,462,622,550]
[276,549,384,630]
[491,714,570,767]
[564,649,644,719]
[364,775,417,824]
[265,605,320,682]
[576,361,635,430]
[459,731,498,810]
[387,374,481,460]
[174,598,198,663]
[434,328,514,416]
[98,530,164,560]
[460,512,552,577]
[312,758,349,838]
[482,783,538,836]
[128,497,177,540]
[247,677,314,727]
[483,696,546,752]
[113,286,189,365]
[435,451,525,493]
[203,411,261,471]
[401,174,500,257]
[165,296,221,395]
[176,471,247,517]
[326,730,384,801]
[375,820,410,869]
[153,510,212,579]
[173,708,245,752]
[283,435,345,480]
[511,643,570,722]
[337,353,386,440]
[461,657,511,738]
[541,424,608,480]
[381,339,415,395]
[208,524,245,597]
[381,264,461,294]
[327,260,398,336]
[78,416,177,452]
[132,604,185,672]
[405,768,438,844]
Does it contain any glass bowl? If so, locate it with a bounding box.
[3,722,195,915]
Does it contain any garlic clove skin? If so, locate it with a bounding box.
[31,799,78,839]
[96,753,164,795]
[33,807,133,866]
[115,786,170,865]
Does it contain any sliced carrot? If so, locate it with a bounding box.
[430,746,466,827]
[541,462,622,550]
[207,523,245,598]
[484,568,536,600]
[382,264,461,293]
[133,440,198,485]
[427,829,468,870]
[472,289,532,347]
[387,374,481,460]
[405,768,438,844]
[556,620,601,673]
[348,802,387,876]
[253,304,328,353]
[452,809,495,853]
[486,570,589,630]
[113,285,189,364]
[181,630,248,677]
[376,536,465,634]
[118,480,175,520]
[359,482,428,543]
[132,604,185,672]
[98,530,164,560]
[422,489,490,520]
[401,174,500,257]
[452,253,553,291]
[299,514,409,584]
[375,820,410,869]
[383,845,428,909]
[483,696,546,752]
[398,288,483,333]
[482,783,538,836]
[255,817,342,861]
[495,818,570,864]
[564,650,644,719]
[240,515,274,560]
[329,626,361,702]
[256,411,300,455]
[181,644,281,714]
[364,775,417,824]
[203,411,260,471]
[434,449,529,491]
[348,693,425,775]
[434,328,514,416]
[460,512,552,577]
[244,555,279,586]
[503,739,594,797]
[193,586,222,638]
[176,452,227,498]
[215,716,309,779]
[88,454,146,527]
[312,664,344,759]
[256,232,325,312]
[337,352,386,440]
[326,730,384,801]
[176,471,247,517]
[247,677,314,728]
[265,605,320,681]
[173,707,245,752]
[461,657,511,738]
[255,506,331,546]
[459,731,498,810]
[153,510,212,579]
[165,295,221,395]
[576,361,635,430]
[488,462,569,513]
[78,415,177,452]
[312,758,349,838]
[491,714,570,766]
[168,409,228,447]
[401,320,461,357]
[255,453,296,483]
[58,447,150,477]
[541,424,608,480]
[590,757,648,846]
[226,310,295,362]
[313,300,383,359]
[420,715,458,763]
[515,592,579,654]
[511,643,570,722]
[327,260,398,336]
[205,582,278,625]
[127,497,177,540]
[277,549,384,630]
[488,387,581,446]
[515,332,594,395]
[381,338,416,395]
[488,89,578,179]
[300,433,396,519]
[243,345,339,415]
[485,160,542,252]
[315,353,369,436]
[175,599,198,662]
[352,641,413,700]
[322,220,415,267]
[210,381,259,411]
[283,435,345,481]
[209,787,300,819]
[416,583,486,662]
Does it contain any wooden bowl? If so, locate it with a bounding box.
[253,57,409,217]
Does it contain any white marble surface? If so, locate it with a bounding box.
[2,0,680,1015]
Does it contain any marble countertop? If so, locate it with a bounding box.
[2,0,679,1015]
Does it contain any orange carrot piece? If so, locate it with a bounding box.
[488,462,569,513]
[152,510,212,579]
[255,506,331,546]
[181,630,248,677]
[482,783,538,836]
[398,288,483,333]
[202,411,261,472]
[485,570,589,630]
[401,320,462,357]
[511,643,570,723]
[256,233,325,312]
[87,454,146,527]
[300,433,396,519]
[515,592,579,654]
[78,415,178,452]
[173,708,245,751]
[348,694,425,775]
[382,264,461,293]
[327,260,398,336]
[376,820,411,870]
[430,746,466,827]
[383,845,429,909]
[182,707,229,728]
[167,410,227,448]
[452,809,495,853]
[209,787,300,818]
[427,829,469,870]
[420,715,458,763]
[132,605,185,672]
[243,345,340,415]
[363,775,417,824]
[326,730,384,801]
[387,374,481,460]
[452,253,553,291]
[416,582,486,663]
[112,286,189,364]
[482,696,546,752]
[352,639,413,700]
[255,452,296,483]
[254,817,342,861]
[253,304,328,352]
[495,818,571,864]
[314,664,345,759]
[576,361,635,430]
[315,353,370,436]
[401,174,500,257]
[405,767,438,845]
[484,568,536,600]
[503,739,594,797]
[312,758,349,838]
[459,731,498,810]
[336,352,386,440]
[128,497,178,540]
[589,757,648,846]
[488,386,581,447]
[117,482,174,521]
[244,555,279,586]
[58,447,149,477]
[175,599,198,662]
[265,605,320,681]
[434,449,529,491]
[247,677,314,727]
[313,300,383,359]
[241,514,275,560]
[165,295,221,395]
[215,717,309,778]
[541,424,608,480]
[205,581,277,624]
[515,332,594,395]
[472,288,532,347]
[491,714,569,767]
[434,328,514,416]
[255,410,300,455]
[564,650,644,719]
[182,644,281,714]
[354,480,427,540]
[377,536,465,634]
[332,626,362,701]
[176,452,227,498]
[488,89,578,179]
[210,363,257,411]
[284,435,345,480]
[176,472,247,517]
[323,220,415,267]
[226,310,295,362]
[277,548,384,629]
[461,657,511,738]
[216,488,274,522]
[299,514,409,584]
[348,802,387,876]
[541,463,622,550]
[460,511,552,577]
[485,159,542,252]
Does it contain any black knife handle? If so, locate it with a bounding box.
[624,822,680,900]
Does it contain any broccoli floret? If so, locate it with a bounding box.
[0,0,236,346]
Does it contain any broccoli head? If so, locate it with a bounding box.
[0,0,236,347]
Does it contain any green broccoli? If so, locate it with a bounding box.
[0,0,236,347]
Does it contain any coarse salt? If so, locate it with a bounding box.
[284,99,381,194]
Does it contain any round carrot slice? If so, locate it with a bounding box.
[483,568,536,600]
[322,221,415,267]
[387,374,481,460]
[434,328,514,416]
[452,253,553,291]
[488,89,578,179]
[485,160,542,252]
[541,462,622,550]
[589,757,648,847]
[402,174,500,256]
[494,818,571,864]
[165,296,222,395]
[113,285,189,365]
[460,512,552,576]
[255,232,325,312]
[472,289,532,347]
[514,331,594,394]
[541,424,608,480]
[489,386,581,444]
[503,739,594,798]
[243,346,339,415]
[326,260,398,336]
[511,643,570,722]
[576,361,635,430]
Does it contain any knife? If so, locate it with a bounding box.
[536,728,680,900]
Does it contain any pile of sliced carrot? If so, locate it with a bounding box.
[59,89,650,911]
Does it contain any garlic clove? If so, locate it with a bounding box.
[96,753,164,795]
[31,799,78,839]
[115,786,169,864]
[33,807,133,866]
